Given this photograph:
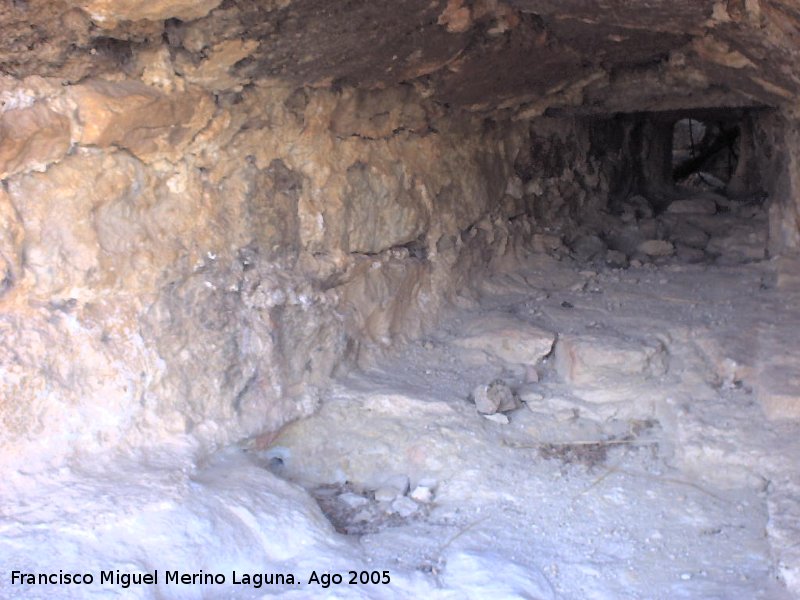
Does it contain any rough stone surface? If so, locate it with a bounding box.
[374,487,400,503]
[2,1,800,593]
[531,233,564,254]
[0,103,71,179]
[667,197,718,215]
[0,187,24,292]
[3,0,800,113]
[175,40,259,92]
[377,474,410,500]
[605,249,629,268]
[570,234,607,262]
[706,221,769,262]
[68,80,214,162]
[665,220,710,249]
[343,161,428,255]
[555,334,668,387]
[390,495,419,517]
[0,0,797,526]
[3,78,613,468]
[410,485,433,503]
[675,244,707,263]
[757,382,800,420]
[472,380,520,415]
[754,113,800,253]
[753,278,800,420]
[8,150,151,295]
[69,0,223,25]
[454,315,555,368]
[482,412,510,424]
[638,239,675,257]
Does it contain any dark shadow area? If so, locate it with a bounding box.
[592,107,772,215]
[566,107,779,267]
[672,117,740,190]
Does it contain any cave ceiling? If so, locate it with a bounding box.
[2,0,799,116]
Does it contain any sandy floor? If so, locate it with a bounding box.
[2,217,799,599]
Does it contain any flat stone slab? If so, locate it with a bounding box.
[637,239,674,257]
[453,315,555,366]
[706,231,767,262]
[667,195,718,215]
[754,364,800,420]
[555,333,668,386]
[758,390,800,420]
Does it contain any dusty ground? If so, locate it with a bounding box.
[2,197,799,599]
[266,246,800,599]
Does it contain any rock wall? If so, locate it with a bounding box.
[0,73,613,469]
[751,110,800,254]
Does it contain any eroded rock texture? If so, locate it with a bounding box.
[1,0,799,467]
[0,71,611,468]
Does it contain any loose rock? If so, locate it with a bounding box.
[482,413,510,424]
[531,233,565,254]
[620,194,654,220]
[374,486,401,502]
[666,196,717,215]
[555,334,668,386]
[410,485,434,503]
[638,240,675,257]
[338,492,370,509]
[570,234,607,262]
[454,316,556,368]
[668,222,710,249]
[472,380,520,414]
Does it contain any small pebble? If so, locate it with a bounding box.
[410,485,433,503]
[483,413,510,424]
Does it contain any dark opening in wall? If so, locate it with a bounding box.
[672,117,740,191]
[595,108,769,209]
[592,107,776,265]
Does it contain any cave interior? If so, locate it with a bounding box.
[2,1,800,597]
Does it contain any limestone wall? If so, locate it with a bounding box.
[0,73,613,469]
